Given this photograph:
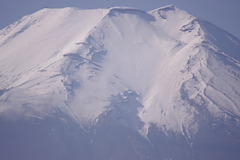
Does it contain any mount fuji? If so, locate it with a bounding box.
[0,5,240,160]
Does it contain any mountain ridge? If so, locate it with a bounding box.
[0,5,240,160]
[1,5,240,131]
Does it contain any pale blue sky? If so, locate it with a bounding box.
[0,0,240,38]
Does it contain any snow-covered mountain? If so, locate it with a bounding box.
[0,5,240,160]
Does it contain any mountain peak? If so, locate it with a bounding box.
[150,4,177,13]
[0,6,240,159]
[156,4,176,11]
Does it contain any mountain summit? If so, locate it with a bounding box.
[0,6,240,160]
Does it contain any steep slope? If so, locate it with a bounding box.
[0,5,240,160]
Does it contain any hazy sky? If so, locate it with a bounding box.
[1,0,240,38]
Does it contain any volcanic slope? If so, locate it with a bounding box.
[0,5,240,160]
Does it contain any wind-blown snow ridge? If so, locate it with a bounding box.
[0,6,240,138]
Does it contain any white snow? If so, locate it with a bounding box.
[0,5,240,136]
